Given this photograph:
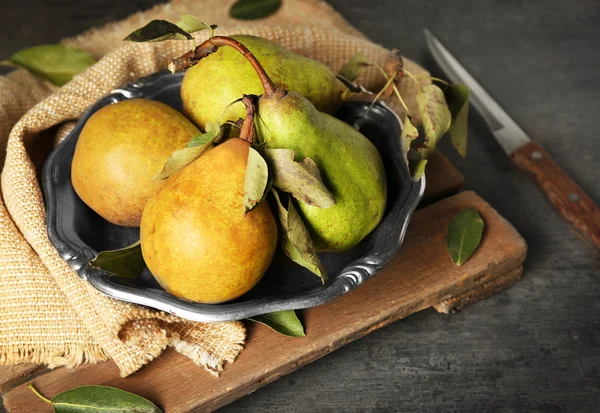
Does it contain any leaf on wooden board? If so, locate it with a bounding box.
[266,148,335,208]
[338,51,370,82]
[229,0,282,20]
[176,15,217,37]
[153,122,222,180]
[29,383,162,413]
[3,44,95,86]
[89,241,145,279]
[123,19,193,42]
[416,84,451,151]
[445,83,470,158]
[447,208,485,266]
[247,310,305,337]
[243,147,270,214]
[271,190,327,282]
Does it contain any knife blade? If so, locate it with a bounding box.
[424,29,600,251]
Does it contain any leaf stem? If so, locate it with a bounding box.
[28,383,52,404]
[366,73,397,115]
[391,84,410,113]
[402,68,422,89]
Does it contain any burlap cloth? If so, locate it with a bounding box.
[0,0,428,377]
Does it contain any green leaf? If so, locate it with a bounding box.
[248,310,305,337]
[243,147,270,214]
[410,159,427,182]
[266,148,335,208]
[447,208,485,266]
[272,191,326,282]
[446,84,470,158]
[89,241,145,278]
[229,0,282,20]
[124,20,192,42]
[176,15,217,37]
[4,44,95,86]
[400,116,419,165]
[154,122,222,180]
[39,384,161,412]
[338,52,370,82]
[416,84,451,151]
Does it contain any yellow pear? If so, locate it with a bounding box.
[71,99,200,226]
[140,138,278,304]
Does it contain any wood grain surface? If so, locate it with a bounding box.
[512,141,600,250]
[3,191,527,412]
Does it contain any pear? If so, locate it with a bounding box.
[140,137,278,304]
[186,37,386,252]
[178,35,352,129]
[71,99,200,227]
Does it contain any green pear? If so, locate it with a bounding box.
[180,35,352,129]
[186,36,386,252]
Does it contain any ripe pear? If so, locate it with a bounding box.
[187,36,386,252]
[71,99,200,226]
[140,138,278,304]
[180,34,352,129]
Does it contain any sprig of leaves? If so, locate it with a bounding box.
[29,383,162,412]
[0,44,95,86]
[247,310,305,337]
[272,190,326,282]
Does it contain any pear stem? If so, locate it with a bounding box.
[168,36,284,99]
[239,95,258,144]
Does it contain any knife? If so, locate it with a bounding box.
[424,29,600,251]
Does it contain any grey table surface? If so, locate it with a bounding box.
[1,0,599,412]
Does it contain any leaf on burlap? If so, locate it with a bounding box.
[230,0,282,20]
[248,310,305,337]
[266,148,335,208]
[271,190,326,282]
[338,52,370,81]
[89,241,145,279]
[2,44,96,86]
[124,20,193,42]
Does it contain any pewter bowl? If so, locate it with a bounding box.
[42,71,425,322]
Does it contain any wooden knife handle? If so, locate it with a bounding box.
[511,141,600,250]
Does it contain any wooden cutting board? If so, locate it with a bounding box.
[0,153,527,412]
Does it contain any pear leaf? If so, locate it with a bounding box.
[338,52,370,82]
[272,190,326,282]
[3,44,95,86]
[266,148,335,208]
[446,84,470,158]
[243,147,270,214]
[153,123,222,180]
[416,84,451,151]
[89,241,145,279]
[247,310,305,337]
[400,116,419,165]
[124,20,193,42]
[410,159,428,182]
[28,383,162,413]
[230,0,282,20]
[447,208,485,266]
[176,15,217,37]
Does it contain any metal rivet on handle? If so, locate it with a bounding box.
[568,193,580,202]
[531,151,543,160]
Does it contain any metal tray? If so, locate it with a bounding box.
[42,71,425,322]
